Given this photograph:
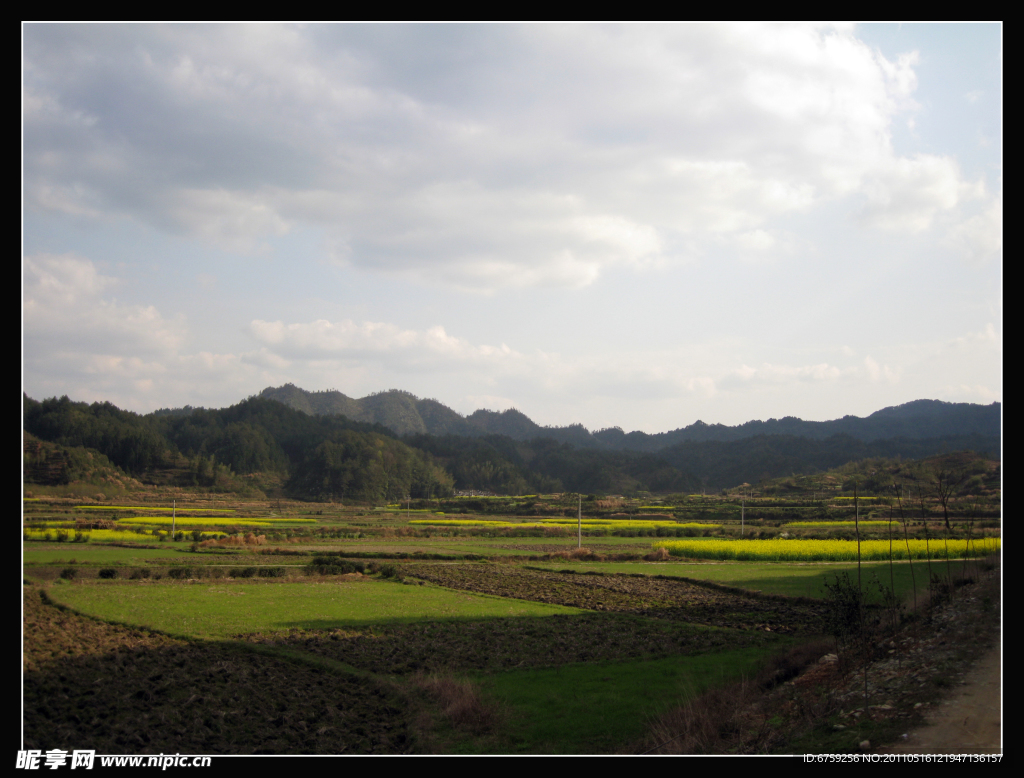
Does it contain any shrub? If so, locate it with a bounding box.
[129,568,150,579]
[377,563,401,579]
[822,572,863,649]
[166,567,192,579]
[59,567,76,580]
[230,567,257,578]
[309,558,366,574]
[413,674,499,734]
[305,560,364,576]
[928,572,953,606]
[98,568,118,579]
[257,567,285,577]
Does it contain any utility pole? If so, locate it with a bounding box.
[855,482,862,590]
[578,494,582,549]
[741,498,744,536]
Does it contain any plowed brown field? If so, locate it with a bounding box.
[240,612,777,675]
[22,587,413,754]
[400,564,826,633]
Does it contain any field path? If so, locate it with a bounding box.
[878,641,1001,755]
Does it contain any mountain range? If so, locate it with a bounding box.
[258,384,1001,452]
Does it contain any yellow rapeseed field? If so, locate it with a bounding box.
[408,518,721,530]
[785,521,897,529]
[23,529,225,542]
[117,516,315,527]
[652,537,1001,562]
[74,505,236,512]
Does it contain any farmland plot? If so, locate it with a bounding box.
[22,588,414,755]
[44,579,582,639]
[240,613,773,675]
[400,564,825,633]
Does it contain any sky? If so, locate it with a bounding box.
[22,23,1002,433]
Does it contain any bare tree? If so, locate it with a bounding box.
[933,465,965,532]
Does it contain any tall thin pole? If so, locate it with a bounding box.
[854,480,867,717]
[172,499,176,539]
[578,494,582,549]
[741,498,744,536]
[855,483,861,590]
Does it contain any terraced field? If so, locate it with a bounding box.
[22,588,414,755]
[400,563,826,633]
[240,613,775,675]
[28,490,990,754]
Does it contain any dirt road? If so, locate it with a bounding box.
[879,641,1001,754]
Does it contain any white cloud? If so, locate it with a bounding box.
[947,384,1000,403]
[250,317,522,364]
[23,252,113,305]
[23,253,186,354]
[858,154,962,232]
[864,355,900,383]
[727,362,848,384]
[735,229,777,253]
[943,192,1002,265]
[23,24,987,290]
[162,188,292,254]
[946,322,1002,352]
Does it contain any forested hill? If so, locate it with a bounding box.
[593,399,1002,451]
[24,392,1001,498]
[258,384,1001,452]
[23,394,456,502]
[257,384,597,446]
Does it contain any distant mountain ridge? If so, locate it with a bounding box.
[258,385,1001,452]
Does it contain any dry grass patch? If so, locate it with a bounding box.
[200,533,267,547]
[639,640,831,754]
[412,673,501,735]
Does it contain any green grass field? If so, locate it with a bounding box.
[471,647,776,754]
[22,543,203,565]
[45,579,584,639]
